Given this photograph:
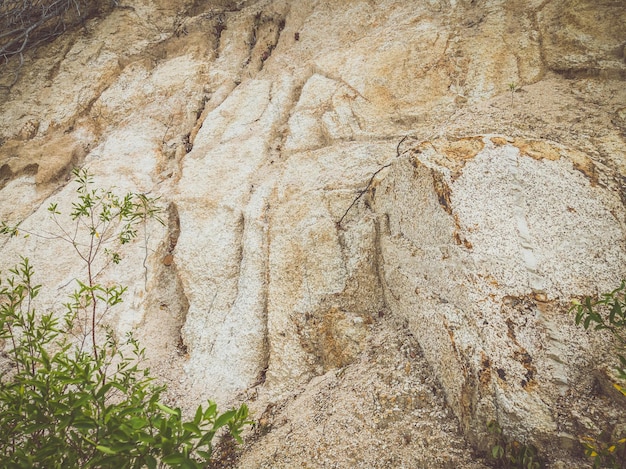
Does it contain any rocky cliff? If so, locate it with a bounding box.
[1,0,625,467]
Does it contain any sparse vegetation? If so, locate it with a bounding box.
[508,82,517,106]
[572,282,626,468]
[487,420,543,469]
[0,169,252,467]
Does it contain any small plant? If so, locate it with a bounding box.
[572,281,626,381]
[508,82,518,106]
[0,258,252,467]
[572,281,626,468]
[579,435,626,469]
[0,168,253,467]
[2,167,162,360]
[487,420,543,469]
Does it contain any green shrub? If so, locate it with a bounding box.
[487,420,543,469]
[0,169,252,467]
[572,282,626,468]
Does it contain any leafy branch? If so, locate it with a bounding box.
[2,167,164,359]
[572,281,626,468]
[0,168,252,466]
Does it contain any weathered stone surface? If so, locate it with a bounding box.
[539,0,626,78]
[372,135,626,450]
[0,0,625,466]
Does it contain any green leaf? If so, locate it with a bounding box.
[194,405,203,425]
[214,410,237,430]
[161,452,188,464]
[197,449,213,461]
[156,402,180,416]
[197,430,216,448]
[204,401,218,420]
[95,381,116,400]
[96,445,119,455]
[231,432,244,445]
[73,419,98,431]
[183,422,202,435]
[145,455,158,469]
[492,445,504,459]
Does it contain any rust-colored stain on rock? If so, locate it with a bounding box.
[490,136,509,147]
[513,138,561,161]
[438,137,485,163]
[512,138,598,185]
[412,137,485,176]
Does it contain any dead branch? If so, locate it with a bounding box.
[337,136,408,227]
[0,0,107,87]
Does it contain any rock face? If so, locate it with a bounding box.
[374,135,626,449]
[1,0,625,466]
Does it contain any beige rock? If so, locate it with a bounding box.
[373,135,626,450]
[539,0,626,78]
[0,0,624,466]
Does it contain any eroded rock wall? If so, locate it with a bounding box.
[1,0,625,465]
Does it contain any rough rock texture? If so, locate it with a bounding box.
[374,135,626,452]
[1,0,625,466]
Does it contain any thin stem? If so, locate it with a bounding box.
[86,208,98,361]
[142,217,148,290]
[6,321,20,374]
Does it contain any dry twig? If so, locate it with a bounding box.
[337,136,408,227]
[0,0,105,87]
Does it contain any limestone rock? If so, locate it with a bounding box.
[372,135,626,451]
[0,0,625,466]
